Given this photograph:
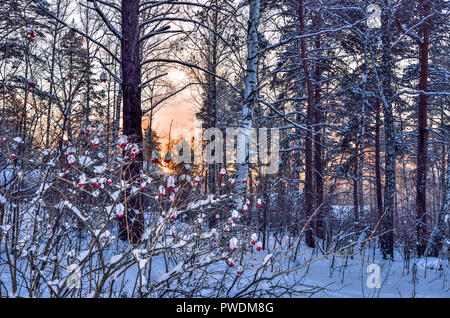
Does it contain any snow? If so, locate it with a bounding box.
[94,165,107,174]
[109,190,120,201]
[415,257,446,270]
[295,251,448,298]
[78,250,89,261]
[78,155,94,167]
[263,253,273,266]
[61,201,87,222]
[109,254,123,265]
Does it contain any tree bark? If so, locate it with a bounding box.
[119,0,144,242]
[298,0,315,248]
[374,98,384,231]
[235,0,260,196]
[207,4,218,195]
[380,1,395,259]
[416,0,431,257]
[313,29,324,239]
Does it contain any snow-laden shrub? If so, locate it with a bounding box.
[0,128,327,298]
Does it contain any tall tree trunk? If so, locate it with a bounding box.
[358,40,369,232]
[298,0,315,248]
[235,0,260,196]
[416,0,431,257]
[374,98,383,231]
[380,1,395,259]
[208,6,218,195]
[119,0,144,242]
[313,30,324,239]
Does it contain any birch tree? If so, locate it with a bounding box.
[234,0,260,196]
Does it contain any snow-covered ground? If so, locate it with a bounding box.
[298,250,448,298]
[111,238,448,298]
[1,229,448,297]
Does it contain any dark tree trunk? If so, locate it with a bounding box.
[416,0,431,257]
[298,0,315,248]
[313,30,324,239]
[374,98,384,230]
[208,5,218,195]
[380,1,395,259]
[119,0,144,243]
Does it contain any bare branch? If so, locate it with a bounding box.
[87,0,123,40]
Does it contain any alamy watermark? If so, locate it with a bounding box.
[366,264,381,289]
[169,120,280,175]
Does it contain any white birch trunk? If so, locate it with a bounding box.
[235,0,260,196]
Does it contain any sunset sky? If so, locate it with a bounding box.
[151,68,197,146]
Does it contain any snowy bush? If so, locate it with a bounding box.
[0,129,331,298]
